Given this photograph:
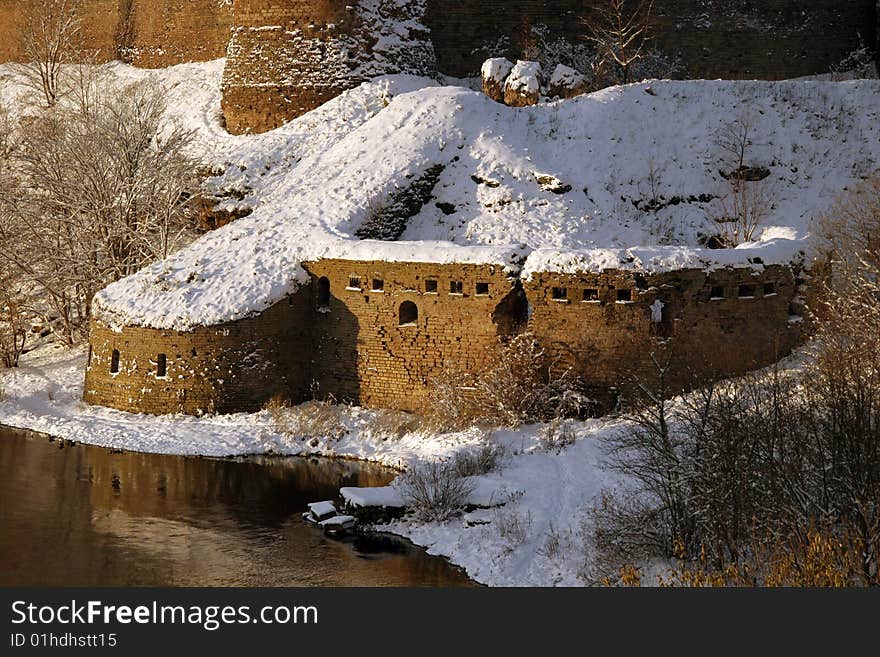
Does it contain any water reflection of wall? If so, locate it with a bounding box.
[0,428,472,586]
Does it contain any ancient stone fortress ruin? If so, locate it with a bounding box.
[83,242,808,416]
[1,1,877,134]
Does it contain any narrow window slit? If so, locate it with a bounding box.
[317,276,330,308]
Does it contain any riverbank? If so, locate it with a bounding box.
[0,343,629,586]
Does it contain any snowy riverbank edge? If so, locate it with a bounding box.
[0,344,630,586]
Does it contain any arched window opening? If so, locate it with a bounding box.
[399,301,418,326]
[110,349,120,374]
[317,276,330,308]
[156,354,167,377]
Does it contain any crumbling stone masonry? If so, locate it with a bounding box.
[0,1,876,134]
[83,258,807,416]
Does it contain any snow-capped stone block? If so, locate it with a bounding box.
[481,57,515,103]
[504,60,543,107]
[548,64,588,99]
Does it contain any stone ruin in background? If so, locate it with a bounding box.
[482,58,588,106]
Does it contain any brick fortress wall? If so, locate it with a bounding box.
[524,264,803,408]
[83,259,807,416]
[0,1,875,133]
[0,0,231,67]
[220,0,434,134]
[83,290,314,415]
[225,0,877,133]
[303,259,524,412]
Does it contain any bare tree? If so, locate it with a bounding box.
[709,112,773,246]
[0,265,29,368]
[582,0,655,85]
[1,72,200,345]
[0,101,29,367]
[15,0,85,108]
[716,111,756,176]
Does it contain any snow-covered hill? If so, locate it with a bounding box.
[100,68,880,330]
[5,61,878,330]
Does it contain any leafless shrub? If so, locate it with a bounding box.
[582,0,655,85]
[716,111,756,174]
[710,180,774,246]
[538,416,578,453]
[397,461,475,522]
[422,369,481,432]
[589,490,665,583]
[708,112,774,246]
[427,333,593,431]
[451,440,507,478]
[538,522,573,562]
[829,36,877,81]
[264,396,349,443]
[363,408,421,442]
[0,272,29,369]
[493,503,533,552]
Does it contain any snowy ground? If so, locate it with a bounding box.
[0,344,625,586]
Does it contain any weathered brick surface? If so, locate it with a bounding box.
[524,265,803,407]
[0,0,231,67]
[220,18,361,135]
[84,289,314,415]
[302,259,523,411]
[220,0,434,135]
[1,1,875,134]
[84,257,806,417]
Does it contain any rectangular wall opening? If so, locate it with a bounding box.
[475,282,489,296]
[552,287,568,301]
[738,284,757,298]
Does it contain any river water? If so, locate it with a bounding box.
[0,426,472,586]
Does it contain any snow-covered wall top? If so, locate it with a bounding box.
[521,231,806,279]
[92,73,880,331]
